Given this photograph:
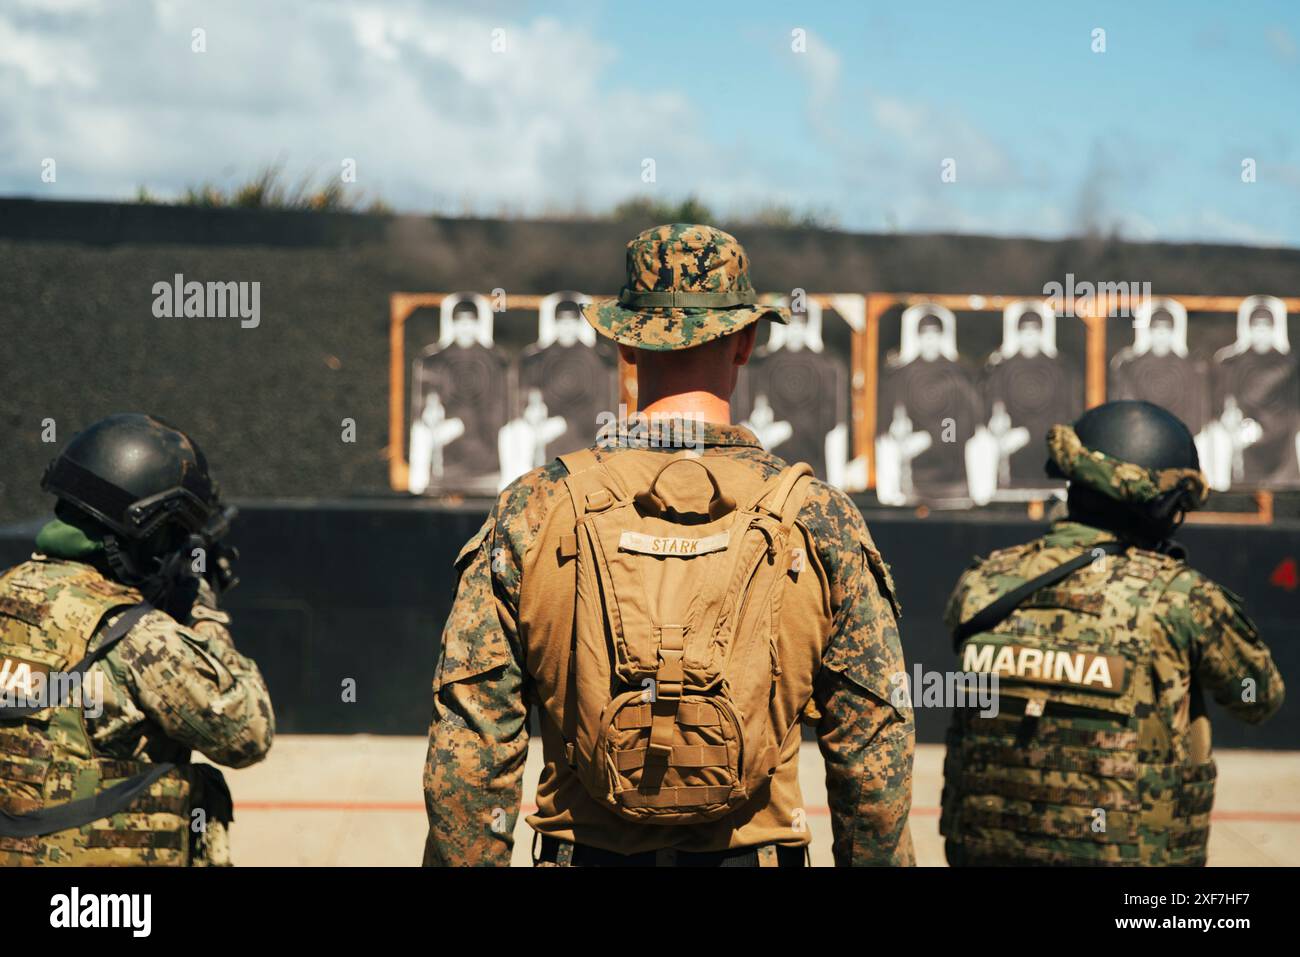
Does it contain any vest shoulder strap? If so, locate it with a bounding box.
[0,600,176,840]
[0,602,153,720]
[952,541,1127,651]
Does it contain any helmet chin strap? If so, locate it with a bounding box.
[102,534,147,586]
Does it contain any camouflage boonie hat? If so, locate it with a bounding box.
[581,223,789,351]
[1046,424,1209,509]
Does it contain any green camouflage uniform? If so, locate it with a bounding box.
[0,525,274,866]
[424,225,914,866]
[941,425,1284,866]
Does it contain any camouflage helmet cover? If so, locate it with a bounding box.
[581,223,789,351]
[1046,423,1209,510]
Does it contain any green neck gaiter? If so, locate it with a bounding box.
[35,517,107,560]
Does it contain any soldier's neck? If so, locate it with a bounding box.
[637,391,732,425]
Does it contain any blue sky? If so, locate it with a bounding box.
[1,0,1297,245]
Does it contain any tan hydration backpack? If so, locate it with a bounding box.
[555,447,815,825]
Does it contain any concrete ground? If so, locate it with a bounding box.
[218,736,1300,866]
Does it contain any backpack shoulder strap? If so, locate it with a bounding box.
[558,447,599,476]
[747,462,815,523]
[557,449,629,517]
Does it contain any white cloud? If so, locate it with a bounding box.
[0,0,752,215]
[0,15,97,88]
[0,2,1290,247]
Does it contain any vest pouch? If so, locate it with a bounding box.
[590,687,745,824]
[1165,759,1215,865]
[0,745,50,814]
[952,634,1148,856]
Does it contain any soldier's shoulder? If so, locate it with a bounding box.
[494,457,577,547]
[972,539,1038,575]
[1153,559,1235,607]
[1,556,57,588]
[1122,545,1190,583]
[794,479,904,615]
[498,457,570,510]
[119,606,193,643]
[800,477,863,527]
[797,478,869,550]
[1152,563,1260,643]
[3,557,137,604]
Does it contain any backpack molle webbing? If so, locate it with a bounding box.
[556,448,814,824]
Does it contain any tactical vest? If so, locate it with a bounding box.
[941,543,1215,866]
[0,559,192,865]
[531,447,815,825]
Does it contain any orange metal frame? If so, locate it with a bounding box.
[388,292,552,491]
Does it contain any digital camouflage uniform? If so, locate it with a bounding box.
[424,225,915,867]
[0,530,274,866]
[941,424,1284,866]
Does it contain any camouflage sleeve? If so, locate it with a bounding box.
[90,594,275,769]
[807,486,916,866]
[423,508,530,867]
[1160,570,1285,724]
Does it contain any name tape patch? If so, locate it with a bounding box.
[961,642,1128,695]
[618,530,730,557]
[0,654,52,699]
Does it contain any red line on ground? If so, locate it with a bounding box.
[234,801,1300,823]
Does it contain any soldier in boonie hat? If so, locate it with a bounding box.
[425,221,917,869]
[581,223,790,351]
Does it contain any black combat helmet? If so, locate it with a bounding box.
[1047,400,1204,548]
[1056,400,1200,475]
[42,413,219,541]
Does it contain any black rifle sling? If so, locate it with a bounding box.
[952,541,1127,652]
[0,602,179,838]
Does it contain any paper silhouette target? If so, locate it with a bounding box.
[409,292,510,495]
[730,296,863,490]
[501,292,616,485]
[983,300,1084,493]
[876,304,989,506]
